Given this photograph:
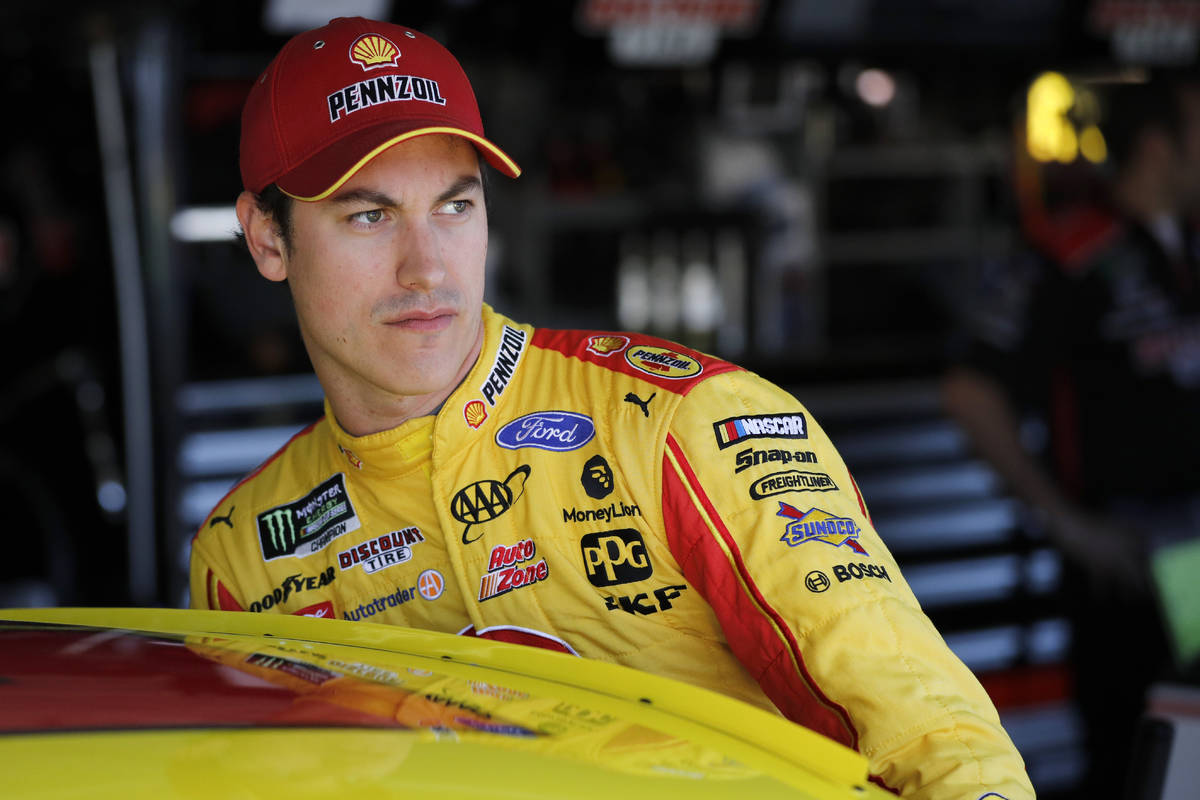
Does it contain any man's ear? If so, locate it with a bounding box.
[236,190,288,282]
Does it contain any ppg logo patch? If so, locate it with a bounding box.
[581,529,653,587]
[257,474,360,561]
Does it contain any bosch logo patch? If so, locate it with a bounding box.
[451,465,531,544]
[833,562,891,584]
[581,529,652,587]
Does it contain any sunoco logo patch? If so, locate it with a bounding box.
[776,503,867,555]
[257,474,360,561]
[624,345,702,379]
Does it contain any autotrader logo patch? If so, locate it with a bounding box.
[257,474,360,561]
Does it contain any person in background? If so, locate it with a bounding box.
[943,75,1200,797]
[192,16,1034,799]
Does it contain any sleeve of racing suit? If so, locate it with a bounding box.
[660,369,1035,800]
[189,531,248,612]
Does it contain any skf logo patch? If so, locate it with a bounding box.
[777,503,868,555]
[749,470,837,499]
[257,474,360,561]
[349,34,400,70]
[479,325,527,406]
[625,345,702,379]
[464,399,488,429]
[581,529,652,587]
[714,413,807,449]
[587,335,629,356]
[605,584,686,615]
[479,538,549,601]
[450,465,531,544]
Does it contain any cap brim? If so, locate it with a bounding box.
[276,123,521,201]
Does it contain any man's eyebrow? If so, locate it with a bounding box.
[328,188,396,207]
[436,175,482,205]
[327,175,481,208]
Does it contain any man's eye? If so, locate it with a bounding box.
[443,200,470,214]
[351,209,384,224]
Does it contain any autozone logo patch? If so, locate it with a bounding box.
[451,465,531,544]
[257,474,360,561]
[713,413,807,449]
[624,345,702,379]
[777,503,868,555]
[479,325,527,406]
[479,538,549,601]
[580,529,652,587]
[337,527,425,574]
[749,470,837,499]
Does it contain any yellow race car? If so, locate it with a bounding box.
[0,607,893,799]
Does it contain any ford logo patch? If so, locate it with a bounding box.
[495,411,596,452]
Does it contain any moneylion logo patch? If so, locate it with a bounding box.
[624,345,702,379]
[776,503,867,555]
[257,474,360,561]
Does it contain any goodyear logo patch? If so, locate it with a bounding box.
[776,503,867,555]
[257,474,360,561]
[714,413,807,449]
[624,345,702,379]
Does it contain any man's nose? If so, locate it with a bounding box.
[395,220,446,290]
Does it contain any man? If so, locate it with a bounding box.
[192,16,1033,799]
[943,78,1200,796]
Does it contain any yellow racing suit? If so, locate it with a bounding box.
[191,305,1034,799]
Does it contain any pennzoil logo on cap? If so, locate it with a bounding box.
[349,33,400,70]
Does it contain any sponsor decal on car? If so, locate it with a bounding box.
[479,538,549,601]
[479,325,527,406]
[586,334,629,356]
[248,567,336,612]
[342,584,421,620]
[245,653,338,685]
[581,454,614,499]
[257,474,360,561]
[562,500,641,524]
[451,465,531,544]
[495,411,595,451]
[624,344,702,379]
[713,413,808,449]
[337,527,425,574]
[749,470,838,499]
[777,503,868,555]
[604,584,687,615]
[733,445,818,474]
[581,529,652,587]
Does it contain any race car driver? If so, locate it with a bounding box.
[190,16,1035,799]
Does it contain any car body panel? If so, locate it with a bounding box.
[0,607,892,799]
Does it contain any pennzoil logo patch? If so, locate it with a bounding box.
[624,345,702,379]
[479,325,528,406]
[257,474,361,561]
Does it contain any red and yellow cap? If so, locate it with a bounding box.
[240,17,520,201]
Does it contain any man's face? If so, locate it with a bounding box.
[280,135,489,412]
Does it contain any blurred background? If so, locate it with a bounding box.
[2,0,1198,796]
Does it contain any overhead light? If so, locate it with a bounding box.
[855,68,895,108]
[263,0,393,35]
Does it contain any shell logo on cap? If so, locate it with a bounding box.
[349,33,400,71]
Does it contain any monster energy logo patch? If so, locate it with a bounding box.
[257,474,361,561]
